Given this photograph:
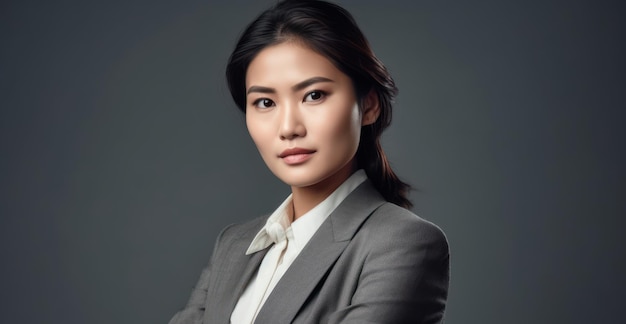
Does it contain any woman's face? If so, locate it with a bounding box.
[245,42,368,189]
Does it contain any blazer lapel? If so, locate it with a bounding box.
[254,181,386,323]
[203,218,269,324]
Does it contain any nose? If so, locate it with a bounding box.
[279,102,306,140]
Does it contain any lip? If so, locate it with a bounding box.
[279,147,316,165]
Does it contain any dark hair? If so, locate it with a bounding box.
[225,0,412,208]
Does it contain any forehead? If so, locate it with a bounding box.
[246,42,347,88]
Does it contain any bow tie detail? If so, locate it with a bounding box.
[245,212,293,255]
[266,221,287,244]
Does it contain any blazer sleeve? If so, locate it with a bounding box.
[327,204,450,324]
[168,224,234,324]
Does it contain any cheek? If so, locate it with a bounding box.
[342,105,362,137]
[246,116,269,152]
[349,106,362,138]
[324,105,361,147]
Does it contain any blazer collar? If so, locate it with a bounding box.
[203,217,269,324]
[254,180,386,323]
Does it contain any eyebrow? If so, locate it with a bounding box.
[246,76,334,95]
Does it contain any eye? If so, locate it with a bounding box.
[304,90,326,103]
[252,98,275,109]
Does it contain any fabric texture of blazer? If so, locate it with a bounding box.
[169,180,449,324]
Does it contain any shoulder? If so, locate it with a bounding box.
[337,203,450,323]
[219,215,267,239]
[209,215,267,256]
[359,202,449,258]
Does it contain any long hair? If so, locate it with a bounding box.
[225,0,412,208]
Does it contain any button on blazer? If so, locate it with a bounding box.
[169,180,449,324]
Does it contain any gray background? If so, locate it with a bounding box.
[1,0,624,323]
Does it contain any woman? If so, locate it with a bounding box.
[170,1,449,323]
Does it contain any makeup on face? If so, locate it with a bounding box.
[245,42,362,189]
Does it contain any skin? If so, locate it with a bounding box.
[245,41,380,220]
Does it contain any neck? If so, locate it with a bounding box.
[290,160,356,221]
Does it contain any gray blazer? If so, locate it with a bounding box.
[169,181,449,324]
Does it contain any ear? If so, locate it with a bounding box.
[361,90,380,126]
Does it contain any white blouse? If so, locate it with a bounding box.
[230,170,367,324]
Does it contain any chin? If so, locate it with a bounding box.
[272,169,327,188]
[277,175,321,188]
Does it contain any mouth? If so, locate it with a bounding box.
[278,148,316,165]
